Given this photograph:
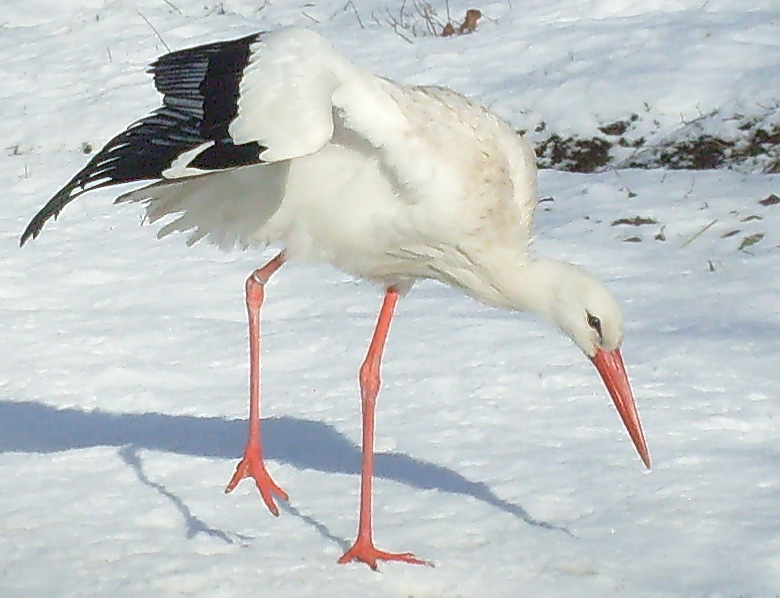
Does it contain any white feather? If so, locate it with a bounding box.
[122,29,538,291]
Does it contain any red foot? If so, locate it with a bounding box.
[225,453,288,517]
[338,538,431,571]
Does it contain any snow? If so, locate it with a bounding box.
[2,1,780,597]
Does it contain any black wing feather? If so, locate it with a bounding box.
[21,31,265,246]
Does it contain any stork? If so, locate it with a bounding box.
[21,28,650,570]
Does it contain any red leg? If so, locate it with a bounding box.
[225,252,288,516]
[338,288,430,570]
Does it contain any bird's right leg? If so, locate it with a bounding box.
[225,251,288,516]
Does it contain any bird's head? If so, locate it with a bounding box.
[547,262,625,358]
[523,259,651,468]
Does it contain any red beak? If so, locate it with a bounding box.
[590,348,651,469]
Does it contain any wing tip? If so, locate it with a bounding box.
[20,200,63,247]
[19,227,35,247]
[19,174,91,247]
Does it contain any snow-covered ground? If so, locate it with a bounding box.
[2,1,779,597]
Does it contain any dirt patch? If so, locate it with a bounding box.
[526,105,780,174]
[760,194,780,206]
[536,135,611,173]
[611,216,658,226]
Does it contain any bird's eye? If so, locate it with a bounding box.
[587,312,602,336]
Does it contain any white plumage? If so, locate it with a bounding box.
[119,30,536,300]
[22,28,650,570]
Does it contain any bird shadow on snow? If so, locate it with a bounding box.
[0,400,570,546]
[117,445,253,545]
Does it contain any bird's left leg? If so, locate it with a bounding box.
[225,252,288,516]
[338,287,431,570]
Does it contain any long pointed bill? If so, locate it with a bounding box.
[590,348,651,469]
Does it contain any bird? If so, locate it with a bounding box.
[21,28,651,570]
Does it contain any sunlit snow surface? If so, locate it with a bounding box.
[2,2,779,597]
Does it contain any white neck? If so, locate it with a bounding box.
[481,257,574,317]
[433,243,570,318]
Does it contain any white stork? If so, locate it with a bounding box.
[21,28,651,570]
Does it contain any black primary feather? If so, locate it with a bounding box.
[21,32,266,246]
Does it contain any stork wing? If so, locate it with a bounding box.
[20,29,364,246]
